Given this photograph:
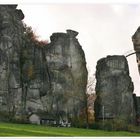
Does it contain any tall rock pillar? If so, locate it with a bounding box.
[94,55,135,125]
[43,30,88,126]
[132,27,140,125]
[0,5,24,120]
[132,27,140,75]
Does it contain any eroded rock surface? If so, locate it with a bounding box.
[94,55,135,123]
[132,27,140,75]
[133,94,140,125]
[132,27,140,125]
[0,5,88,126]
[44,30,88,125]
[0,5,24,120]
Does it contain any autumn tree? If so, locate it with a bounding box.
[85,73,96,128]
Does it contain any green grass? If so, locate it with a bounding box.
[0,122,139,136]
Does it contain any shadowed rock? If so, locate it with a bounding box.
[132,27,140,125]
[44,30,88,126]
[132,27,140,75]
[0,5,88,126]
[66,29,78,38]
[94,55,135,124]
[0,5,24,120]
[133,94,140,125]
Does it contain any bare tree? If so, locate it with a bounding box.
[85,73,96,128]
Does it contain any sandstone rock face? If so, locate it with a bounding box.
[132,27,140,74]
[24,30,88,125]
[21,45,49,116]
[0,5,24,120]
[132,27,140,125]
[44,30,88,125]
[94,55,135,123]
[135,97,140,125]
[133,94,140,125]
[0,5,88,126]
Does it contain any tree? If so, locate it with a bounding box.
[86,74,96,95]
[85,73,96,128]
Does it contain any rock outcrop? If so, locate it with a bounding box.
[132,27,140,75]
[133,94,140,125]
[94,55,135,124]
[0,5,88,126]
[23,30,88,126]
[132,27,140,125]
[0,4,24,120]
[44,30,88,125]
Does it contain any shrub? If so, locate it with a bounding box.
[90,122,100,129]
[71,117,87,128]
[112,119,128,131]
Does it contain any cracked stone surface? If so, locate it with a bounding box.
[0,5,88,125]
[94,55,135,123]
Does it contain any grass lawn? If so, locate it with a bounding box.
[0,122,139,136]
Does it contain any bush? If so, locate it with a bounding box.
[91,119,129,131]
[90,122,100,129]
[89,121,113,131]
[7,113,29,124]
[71,117,87,128]
[103,120,114,131]
[127,124,140,133]
[0,111,12,121]
[112,119,129,131]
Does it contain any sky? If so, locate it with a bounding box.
[18,3,140,96]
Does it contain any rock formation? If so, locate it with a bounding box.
[0,4,24,120]
[44,30,88,125]
[133,94,140,125]
[132,27,140,75]
[94,55,135,124]
[136,97,140,125]
[132,27,140,125]
[0,5,88,126]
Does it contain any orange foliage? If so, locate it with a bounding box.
[24,23,48,48]
[36,40,48,47]
[79,107,95,124]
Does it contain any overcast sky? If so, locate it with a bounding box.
[18,4,140,96]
